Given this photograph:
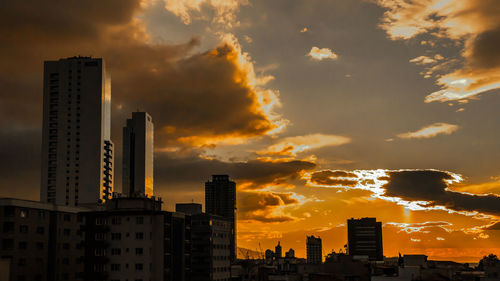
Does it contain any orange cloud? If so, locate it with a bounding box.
[396,122,459,139]
[409,54,444,65]
[375,0,500,102]
[258,134,351,157]
[307,47,339,61]
[162,0,248,26]
[305,169,500,218]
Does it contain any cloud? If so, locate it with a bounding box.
[162,0,248,26]
[258,133,351,157]
[0,0,287,150]
[409,54,444,65]
[374,0,500,102]
[307,47,338,61]
[305,169,500,217]
[386,221,453,233]
[238,191,304,222]
[397,123,459,139]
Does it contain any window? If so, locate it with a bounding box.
[136,216,144,224]
[4,206,15,217]
[18,258,26,266]
[111,217,121,225]
[19,225,28,233]
[36,242,44,250]
[95,248,105,256]
[2,239,14,250]
[19,209,28,218]
[63,214,71,221]
[3,222,14,233]
[135,263,143,271]
[111,233,121,240]
[63,258,69,265]
[36,226,44,234]
[96,217,106,225]
[111,248,121,255]
[135,248,143,255]
[63,243,70,250]
[63,229,71,236]
[18,242,27,250]
[111,264,121,271]
[95,233,105,240]
[135,232,144,240]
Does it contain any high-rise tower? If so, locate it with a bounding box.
[40,57,113,206]
[205,175,236,262]
[122,112,154,197]
[347,217,383,261]
[306,235,322,264]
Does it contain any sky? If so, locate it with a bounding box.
[0,0,500,262]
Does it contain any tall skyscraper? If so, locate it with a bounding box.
[205,175,236,262]
[122,112,154,197]
[307,235,323,264]
[347,217,383,261]
[275,241,282,259]
[41,57,113,206]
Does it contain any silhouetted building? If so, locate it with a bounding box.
[347,217,383,261]
[191,213,231,281]
[81,196,191,281]
[275,241,282,259]
[265,249,274,263]
[122,112,154,197]
[307,236,322,264]
[176,203,202,215]
[285,248,295,258]
[205,175,236,262]
[0,198,87,281]
[41,57,113,206]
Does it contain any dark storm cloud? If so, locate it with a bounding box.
[238,191,299,223]
[307,169,500,216]
[0,0,284,197]
[309,170,358,187]
[155,153,316,190]
[153,153,315,223]
[383,170,500,215]
[0,0,281,141]
[0,129,40,199]
[467,25,500,69]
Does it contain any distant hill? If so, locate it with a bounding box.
[237,247,262,259]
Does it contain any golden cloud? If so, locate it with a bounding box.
[305,169,500,218]
[258,133,351,157]
[409,54,444,65]
[396,122,459,139]
[375,0,500,102]
[307,47,339,61]
[162,0,247,26]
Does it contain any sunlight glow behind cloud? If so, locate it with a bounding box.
[397,123,459,139]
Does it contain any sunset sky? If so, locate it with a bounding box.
[1,0,500,262]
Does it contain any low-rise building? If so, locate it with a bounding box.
[191,213,232,281]
[0,198,87,281]
[81,196,191,281]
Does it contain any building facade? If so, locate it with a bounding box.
[0,198,87,281]
[205,175,236,262]
[347,217,383,261]
[122,112,154,197]
[41,57,113,206]
[191,213,231,281]
[81,196,190,281]
[306,235,322,264]
[176,203,202,215]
